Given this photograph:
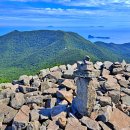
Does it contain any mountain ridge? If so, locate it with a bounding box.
[0,30,130,82]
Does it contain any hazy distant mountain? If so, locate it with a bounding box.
[0,30,130,82]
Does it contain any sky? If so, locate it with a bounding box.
[0,0,130,43]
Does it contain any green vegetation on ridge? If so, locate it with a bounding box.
[0,30,130,83]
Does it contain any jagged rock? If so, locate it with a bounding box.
[78,61,94,71]
[26,121,40,130]
[112,67,124,75]
[121,88,130,95]
[59,65,66,72]
[50,66,59,72]
[121,95,130,106]
[13,105,30,129]
[97,96,111,107]
[0,83,14,89]
[126,64,130,72]
[19,85,38,94]
[103,61,113,70]
[108,90,120,104]
[51,105,67,120]
[40,81,51,92]
[47,120,59,130]
[80,116,100,130]
[39,68,50,79]
[10,92,25,109]
[65,117,87,130]
[0,88,15,99]
[39,108,51,120]
[98,121,111,130]
[101,69,110,77]
[0,105,18,123]
[56,90,73,103]
[30,109,39,121]
[40,125,46,130]
[45,98,57,108]
[0,98,10,105]
[103,75,120,90]
[44,87,59,95]
[25,95,49,106]
[63,69,75,79]
[50,71,62,79]
[31,80,41,88]
[72,77,96,116]
[19,75,32,86]
[97,105,112,122]
[0,122,2,129]
[94,61,103,70]
[44,74,58,83]
[109,108,130,129]
[118,78,129,88]
[58,117,67,128]
[61,79,76,90]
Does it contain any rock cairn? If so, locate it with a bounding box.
[0,56,130,130]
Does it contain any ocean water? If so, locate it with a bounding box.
[1,26,130,44]
[49,26,130,44]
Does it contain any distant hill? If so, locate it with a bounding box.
[0,30,130,82]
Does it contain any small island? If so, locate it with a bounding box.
[88,35,110,39]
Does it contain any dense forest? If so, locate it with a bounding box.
[0,30,130,82]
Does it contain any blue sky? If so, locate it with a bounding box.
[0,0,130,36]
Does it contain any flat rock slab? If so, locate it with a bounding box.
[65,117,87,130]
[13,105,30,129]
[109,108,130,130]
[0,105,18,123]
[80,116,100,130]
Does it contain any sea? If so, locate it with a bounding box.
[0,26,130,44]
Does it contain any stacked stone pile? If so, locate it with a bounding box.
[0,56,130,130]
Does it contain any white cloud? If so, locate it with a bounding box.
[6,0,130,6]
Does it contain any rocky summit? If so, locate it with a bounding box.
[0,56,130,130]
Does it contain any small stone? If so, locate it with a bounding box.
[80,116,100,130]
